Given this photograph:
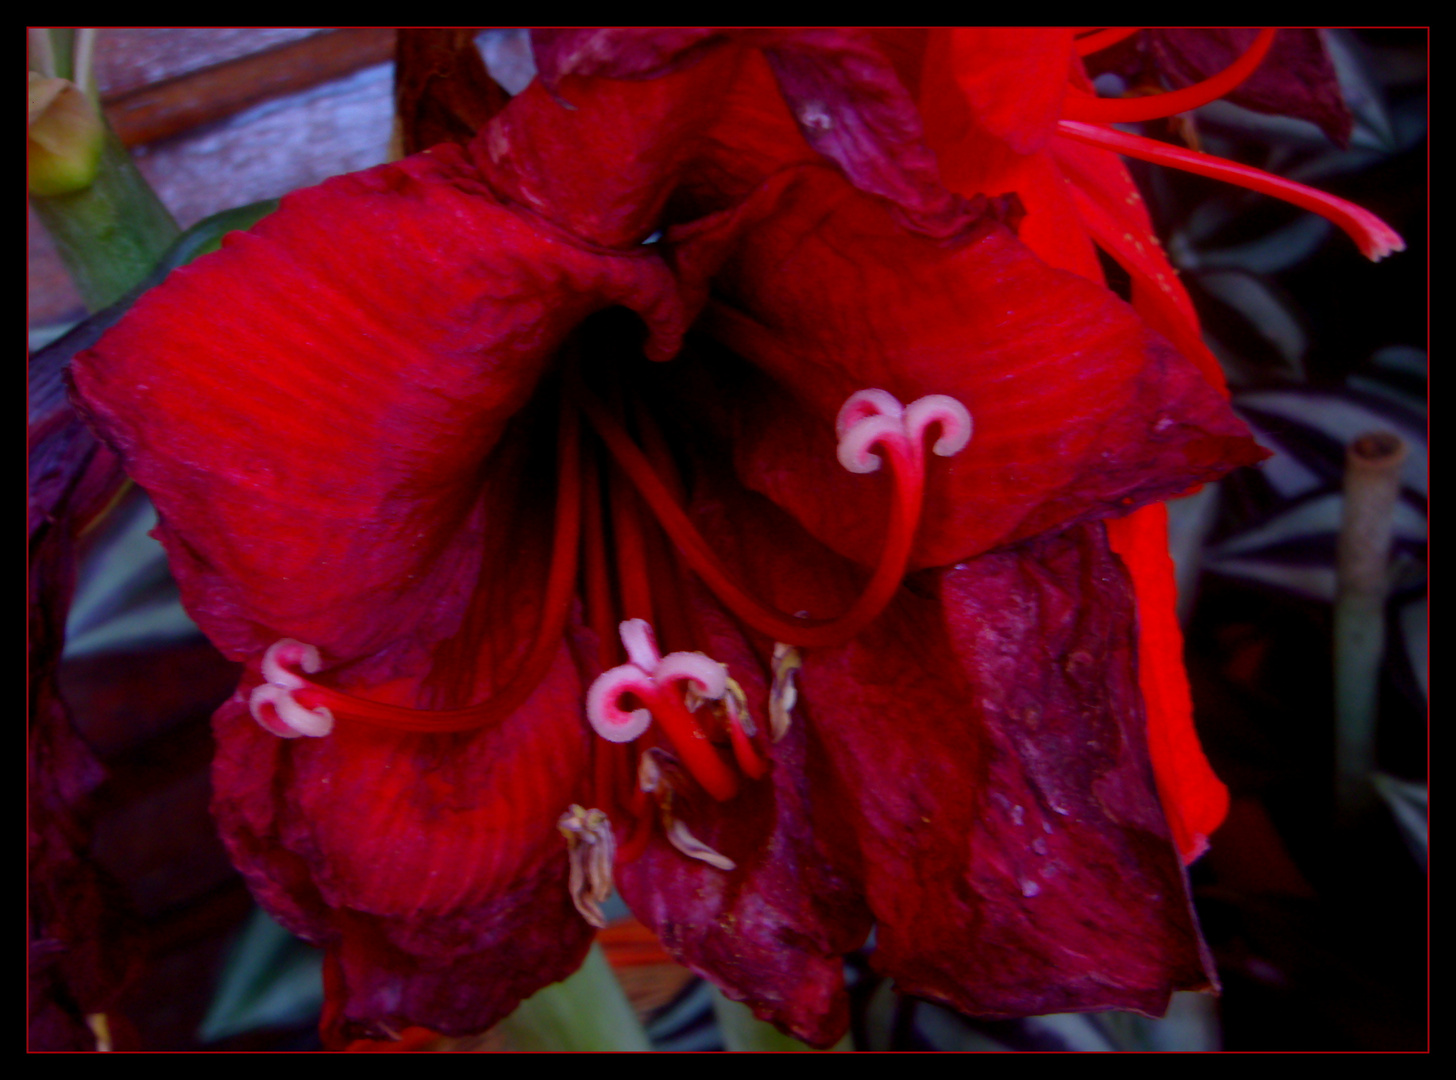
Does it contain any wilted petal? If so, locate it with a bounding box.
[1146,29,1353,147]
[803,523,1214,1016]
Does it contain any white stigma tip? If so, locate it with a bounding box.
[835,388,904,440]
[836,412,905,474]
[585,664,654,743]
[261,637,321,690]
[618,619,661,673]
[249,683,334,738]
[655,652,728,700]
[905,394,973,457]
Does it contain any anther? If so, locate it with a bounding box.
[769,642,802,743]
[1056,120,1406,262]
[638,751,735,871]
[558,804,616,928]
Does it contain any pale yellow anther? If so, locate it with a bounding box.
[769,642,802,743]
[557,804,615,928]
[722,676,754,737]
[638,750,735,871]
[687,672,756,740]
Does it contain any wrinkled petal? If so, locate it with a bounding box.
[757,29,985,238]
[810,524,1215,1015]
[637,442,1214,1021]
[474,43,742,249]
[29,343,136,1047]
[530,29,989,240]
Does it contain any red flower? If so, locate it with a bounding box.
[69,29,1387,1047]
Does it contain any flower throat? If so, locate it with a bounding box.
[249,317,971,808]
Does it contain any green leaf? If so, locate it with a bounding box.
[198,907,324,1043]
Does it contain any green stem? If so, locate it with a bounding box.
[1333,431,1408,824]
[496,944,651,1051]
[30,122,180,312]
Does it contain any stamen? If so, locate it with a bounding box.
[769,642,802,743]
[586,621,739,801]
[570,376,973,648]
[1064,28,1277,123]
[690,674,768,779]
[1056,120,1406,261]
[558,804,616,928]
[638,751,736,871]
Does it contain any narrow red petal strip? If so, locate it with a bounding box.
[1056,119,1406,260]
[1106,506,1229,863]
[1064,28,1277,122]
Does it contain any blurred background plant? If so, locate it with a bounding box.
[28,28,1426,1051]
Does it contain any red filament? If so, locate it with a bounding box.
[1064,28,1277,123]
[567,372,928,648]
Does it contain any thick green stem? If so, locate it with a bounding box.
[1334,431,1408,824]
[30,123,180,312]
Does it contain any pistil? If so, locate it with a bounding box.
[1056,119,1406,261]
[569,376,972,648]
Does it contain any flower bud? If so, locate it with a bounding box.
[28,73,105,196]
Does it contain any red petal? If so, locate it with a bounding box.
[73,146,688,682]
[808,523,1216,1015]
[936,28,1076,157]
[699,165,1263,570]
[1106,506,1229,863]
[213,631,597,1038]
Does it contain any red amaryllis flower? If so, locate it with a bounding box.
[68,28,1390,1047]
